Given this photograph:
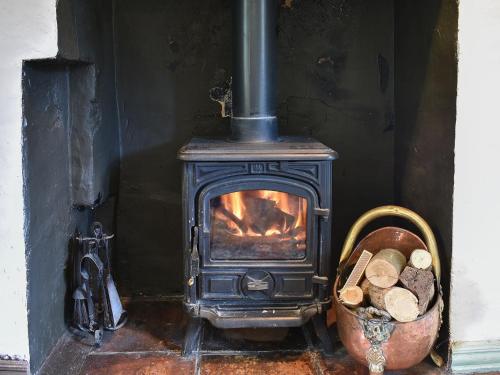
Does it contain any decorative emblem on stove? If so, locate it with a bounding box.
[241,270,275,299]
[250,163,265,173]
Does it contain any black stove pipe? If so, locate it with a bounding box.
[231,0,279,143]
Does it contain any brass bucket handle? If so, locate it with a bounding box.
[339,205,441,284]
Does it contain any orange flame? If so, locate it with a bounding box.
[214,190,307,238]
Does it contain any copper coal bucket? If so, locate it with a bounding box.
[333,206,443,375]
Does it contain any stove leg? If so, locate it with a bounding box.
[182,317,204,357]
[312,313,334,356]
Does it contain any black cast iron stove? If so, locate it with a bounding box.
[178,0,337,355]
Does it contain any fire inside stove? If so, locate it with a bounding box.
[210,190,308,260]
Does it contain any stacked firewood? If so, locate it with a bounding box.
[339,248,435,322]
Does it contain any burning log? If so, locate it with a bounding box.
[218,207,248,234]
[211,191,308,259]
[244,196,295,235]
[214,194,300,237]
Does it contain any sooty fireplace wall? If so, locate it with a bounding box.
[19,0,458,372]
[113,0,396,297]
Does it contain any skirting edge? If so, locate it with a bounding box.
[0,359,28,374]
[451,340,500,373]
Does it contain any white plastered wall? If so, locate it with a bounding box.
[0,0,58,359]
[451,0,500,344]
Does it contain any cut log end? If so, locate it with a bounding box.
[339,286,364,308]
[365,248,407,288]
[409,249,433,270]
[384,287,419,322]
[365,259,399,288]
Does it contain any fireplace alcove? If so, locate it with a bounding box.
[21,0,457,373]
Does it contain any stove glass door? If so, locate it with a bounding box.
[209,190,308,260]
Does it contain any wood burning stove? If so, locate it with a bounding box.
[179,140,336,323]
[178,0,337,355]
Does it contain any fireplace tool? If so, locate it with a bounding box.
[333,205,443,375]
[72,222,127,345]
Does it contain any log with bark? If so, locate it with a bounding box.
[365,248,407,288]
[360,278,372,297]
[399,266,435,315]
[367,283,389,310]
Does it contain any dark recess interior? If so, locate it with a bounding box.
[21,0,457,373]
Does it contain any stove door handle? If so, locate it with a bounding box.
[312,275,329,285]
[190,226,200,277]
[247,280,270,291]
[313,207,330,220]
[245,274,272,291]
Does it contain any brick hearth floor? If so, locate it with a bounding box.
[38,299,495,375]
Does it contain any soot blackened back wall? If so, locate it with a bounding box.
[114,0,395,296]
[394,0,457,353]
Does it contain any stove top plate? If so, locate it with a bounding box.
[178,136,338,161]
